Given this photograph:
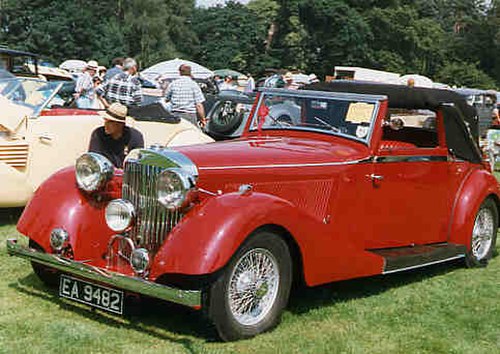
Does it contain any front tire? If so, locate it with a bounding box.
[205,231,292,341]
[465,198,498,267]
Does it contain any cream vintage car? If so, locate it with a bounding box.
[0,77,213,207]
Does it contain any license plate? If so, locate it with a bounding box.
[59,275,124,315]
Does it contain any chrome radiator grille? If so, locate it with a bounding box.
[0,142,29,170]
[123,161,182,253]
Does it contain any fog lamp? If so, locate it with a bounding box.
[130,248,150,274]
[105,199,135,232]
[50,228,69,252]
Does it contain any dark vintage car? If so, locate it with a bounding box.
[7,82,499,341]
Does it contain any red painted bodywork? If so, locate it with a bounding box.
[18,95,500,288]
[40,108,100,116]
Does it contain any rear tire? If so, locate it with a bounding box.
[205,231,292,341]
[29,240,60,287]
[465,198,498,267]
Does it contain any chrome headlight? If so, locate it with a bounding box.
[105,199,135,232]
[75,153,114,192]
[157,168,196,210]
[50,228,69,252]
[130,248,149,274]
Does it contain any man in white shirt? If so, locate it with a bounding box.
[165,64,206,128]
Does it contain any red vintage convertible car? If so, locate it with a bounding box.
[8,82,499,341]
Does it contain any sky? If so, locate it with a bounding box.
[196,0,250,7]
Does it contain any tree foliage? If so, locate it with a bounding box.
[0,0,498,88]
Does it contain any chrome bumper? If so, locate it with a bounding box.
[6,238,201,308]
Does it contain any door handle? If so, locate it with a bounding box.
[366,173,384,182]
[38,134,53,143]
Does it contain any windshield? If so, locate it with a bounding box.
[0,78,62,113]
[250,91,379,142]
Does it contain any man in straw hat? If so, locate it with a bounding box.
[74,60,98,108]
[88,102,144,168]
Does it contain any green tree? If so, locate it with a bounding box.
[193,1,275,74]
[436,61,496,88]
[298,0,372,76]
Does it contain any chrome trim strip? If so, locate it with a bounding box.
[374,155,448,163]
[199,157,373,170]
[382,254,465,275]
[125,148,198,178]
[259,87,387,102]
[6,239,201,307]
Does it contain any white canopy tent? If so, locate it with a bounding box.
[142,58,213,83]
[59,59,87,73]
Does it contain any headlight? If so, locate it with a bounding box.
[130,248,149,274]
[105,199,135,232]
[75,153,114,192]
[157,168,195,210]
[50,228,69,252]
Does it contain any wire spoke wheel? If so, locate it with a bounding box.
[466,198,498,268]
[227,248,280,326]
[472,207,495,260]
[205,231,292,341]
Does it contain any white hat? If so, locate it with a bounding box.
[87,60,98,70]
[308,73,319,83]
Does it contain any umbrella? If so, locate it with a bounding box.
[59,59,87,73]
[400,74,434,88]
[142,58,213,82]
[213,69,247,79]
[291,73,310,84]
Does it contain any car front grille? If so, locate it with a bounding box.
[123,161,182,254]
[0,142,29,170]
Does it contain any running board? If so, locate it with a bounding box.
[369,243,467,275]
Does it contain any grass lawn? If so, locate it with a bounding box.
[1,207,499,354]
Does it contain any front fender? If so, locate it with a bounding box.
[149,191,383,286]
[17,166,113,259]
[149,192,301,279]
[448,168,500,248]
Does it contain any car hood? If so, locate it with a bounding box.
[176,135,370,170]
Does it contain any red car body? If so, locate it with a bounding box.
[8,82,500,340]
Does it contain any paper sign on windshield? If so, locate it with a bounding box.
[346,103,374,124]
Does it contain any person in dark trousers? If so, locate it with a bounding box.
[88,102,144,168]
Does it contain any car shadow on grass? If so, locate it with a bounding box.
[288,259,465,314]
[0,207,23,226]
[8,259,468,344]
[9,273,218,348]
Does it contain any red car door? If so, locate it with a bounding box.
[362,111,458,249]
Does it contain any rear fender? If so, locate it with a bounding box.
[448,168,500,248]
[17,166,114,259]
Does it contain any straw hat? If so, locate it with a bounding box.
[284,72,293,81]
[99,102,128,123]
[87,60,98,70]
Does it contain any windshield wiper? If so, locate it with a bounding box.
[313,116,340,133]
[265,113,290,128]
